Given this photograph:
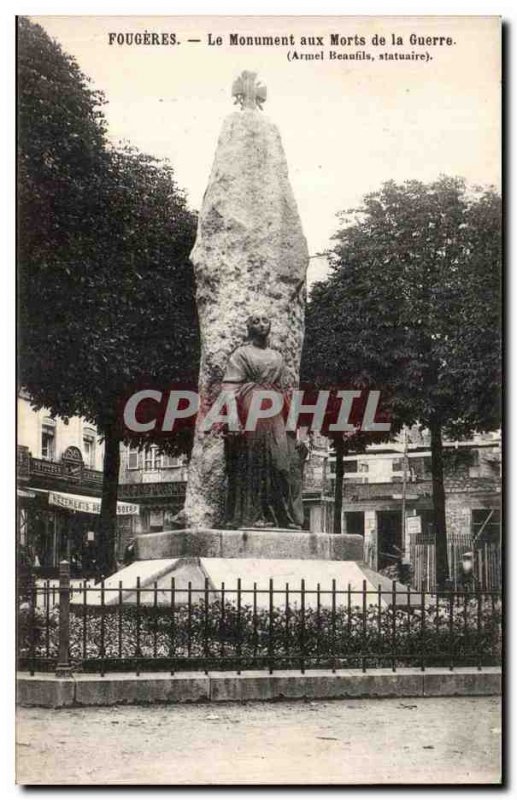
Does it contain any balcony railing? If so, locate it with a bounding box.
[346,476,501,502]
[17,447,104,492]
[18,447,188,503]
[118,482,186,500]
[346,481,433,501]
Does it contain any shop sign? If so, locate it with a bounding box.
[48,490,139,516]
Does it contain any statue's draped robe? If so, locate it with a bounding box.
[222,344,304,529]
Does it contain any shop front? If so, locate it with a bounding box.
[17,488,139,578]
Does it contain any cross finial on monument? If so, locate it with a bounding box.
[232,71,267,110]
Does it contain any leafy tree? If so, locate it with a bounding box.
[18,18,199,575]
[18,16,107,364]
[302,287,393,534]
[78,145,199,575]
[303,177,501,587]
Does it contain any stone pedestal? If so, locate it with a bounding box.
[136,528,364,562]
[80,529,413,609]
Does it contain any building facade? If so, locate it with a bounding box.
[116,445,187,556]
[303,427,502,589]
[18,388,501,589]
[17,392,139,576]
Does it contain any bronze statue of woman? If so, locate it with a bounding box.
[221,314,305,530]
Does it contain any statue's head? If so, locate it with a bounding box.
[246,314,271,339]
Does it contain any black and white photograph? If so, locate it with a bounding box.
[14,11,502,786]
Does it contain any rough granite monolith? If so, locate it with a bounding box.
[184,109,309,528]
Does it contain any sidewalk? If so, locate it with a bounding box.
[16,696,502,784]
[17,666,502,707]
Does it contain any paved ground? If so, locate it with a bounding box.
[16,696,501,785]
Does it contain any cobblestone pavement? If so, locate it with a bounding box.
[16,696,501,785]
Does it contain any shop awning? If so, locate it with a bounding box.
[34,489,139,516]
[17,488,36,499]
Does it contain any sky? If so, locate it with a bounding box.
[31,15,501,286]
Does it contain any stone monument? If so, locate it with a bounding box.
[184,71,308,530]
[221,313,305,531]
[95,74,406,607]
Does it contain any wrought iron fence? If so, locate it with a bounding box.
[17,561,502,677]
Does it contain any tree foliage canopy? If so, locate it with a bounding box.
[18,18,200,453]
[302,177,501,557]
[303,176,501,438]
[18,17,201,573]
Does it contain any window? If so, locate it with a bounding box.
[472,508,501,543]
[149,509,164,532]
[127,444,170,472]
[392,458,403,471]
[162,454,184,469]
[470,451,480,467]
[128,447,141,470]
[358,462,369,473]
[83,428,96,469]
[344,511,365,536]
[410,456,432,479]
[144,446,162,471]
[41,418,55,461]
[127,446,179,471]
[343,460,358,473]
[484,450,501,475]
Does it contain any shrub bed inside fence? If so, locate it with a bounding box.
[18,594,502,673]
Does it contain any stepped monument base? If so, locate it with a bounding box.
[82,529,411,608]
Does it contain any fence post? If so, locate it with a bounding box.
[55,560,72,677]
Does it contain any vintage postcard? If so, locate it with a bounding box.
[16,15,502,785]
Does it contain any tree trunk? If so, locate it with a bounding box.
[332,436,345,534]
[97,425,121,578]
[430,419,449,590]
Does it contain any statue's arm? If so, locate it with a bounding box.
[279,358,294,392]
[220,349,249,432]
[222,348,248,386]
